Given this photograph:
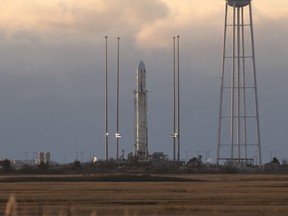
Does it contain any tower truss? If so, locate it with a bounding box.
[217,0,262,165]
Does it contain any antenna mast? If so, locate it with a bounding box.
[116,37,121,160]
[105,36,109,161]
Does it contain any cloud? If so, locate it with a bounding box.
[255,0,288,20]
[0,0,287,47]
[134,0,288,49]
[134,0,223,49]
[0,0,169,44]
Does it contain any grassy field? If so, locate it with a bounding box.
[1,174,288,215]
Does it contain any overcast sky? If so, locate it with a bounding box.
[0,0,287,163]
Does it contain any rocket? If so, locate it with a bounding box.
[134,61,148,160]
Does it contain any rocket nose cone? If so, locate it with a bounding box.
[138,61,146,73]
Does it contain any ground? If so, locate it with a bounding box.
[1,174,288,215]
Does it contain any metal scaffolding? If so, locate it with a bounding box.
[217,0,262,165]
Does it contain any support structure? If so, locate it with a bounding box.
[171,36,181,161]
[115,37,121,160]
[217,0,262,165]
[104,36,109,161]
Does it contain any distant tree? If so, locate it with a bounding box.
[223,165,240,174]
[72,160,81,170]
[187,157,202,167]
[38,162,49,170]
[0,159,12,172]
[21,164,35,172]
[272,157,280,164]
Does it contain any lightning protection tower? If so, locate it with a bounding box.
[217,0,262,165]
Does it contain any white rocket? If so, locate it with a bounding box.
[134,61,148,160]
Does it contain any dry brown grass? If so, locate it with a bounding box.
[1,174,288,215]
[4,194,17,216]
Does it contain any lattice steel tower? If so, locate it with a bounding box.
[217,0,262,165]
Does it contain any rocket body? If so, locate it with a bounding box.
[134,61,148,160]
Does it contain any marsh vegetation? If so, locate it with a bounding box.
[1,174,288,215]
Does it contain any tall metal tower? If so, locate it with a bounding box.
[104,36,109,161]
[115,37,121,160]
[217,0,262,165]
[171,36,181,161]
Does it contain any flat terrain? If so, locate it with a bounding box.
[1,174,288,215]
